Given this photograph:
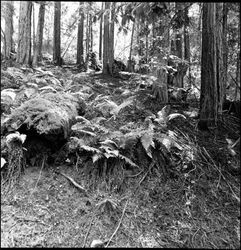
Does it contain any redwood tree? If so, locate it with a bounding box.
[33,2,45,66]
[108,2,115,75]
[17,1,32,65]
[216,3,225,113]
[76,2,84,65]
[3,1,14,59]
[102,2,110,74]
[53,1,61,66]
[99,2,104,61]
[198,3,218,129]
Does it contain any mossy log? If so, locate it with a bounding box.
[2,92,86,161]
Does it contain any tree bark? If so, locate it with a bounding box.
[77,2,84,65]
[33,2,45,66]
[53,1,61,66]
[3,1,14,59]
[90,14,93,52]
[198,3,218,129]
[235,5,240,100]
[222,3,228,100]
[184,15,191,87]
[145,19,149,63]
[216,3,225,113]
[103,2,110,74]
[32,3,36,59]
[108,2,115,75]
[99,2,104,61]
[128,20,135,72]
[17,1,32,65]
[86,13,89,57]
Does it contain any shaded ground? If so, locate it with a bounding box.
[1,64,240,248]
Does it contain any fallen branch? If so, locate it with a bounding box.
[57,171,88,194]
[105,199,129,247]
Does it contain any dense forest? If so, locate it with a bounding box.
[1,1,240,248]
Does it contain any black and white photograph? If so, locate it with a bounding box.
[1,1,240,248]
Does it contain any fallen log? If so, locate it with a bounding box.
[2,92,86,164]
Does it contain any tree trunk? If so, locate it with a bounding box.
[198,3,218,129]
[33,2,45,66]
[235,5,240,101]
[77,2,84,65]
[184,5,191,87]
[3,1,14,59]
[103,2,110,74]
[216,3,225,113]
[17,1,32,65]
[127,20,135,72]
[53,1,61,66]
[222,3,228,100]
[86,13,89,57]
[145,19,149,63]
[89,14,93,52]
[32,3,36,60]
[99,2,104,61]
[1,28,7,58]
[108,2,115,75]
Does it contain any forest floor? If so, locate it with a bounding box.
[1,62,240,248]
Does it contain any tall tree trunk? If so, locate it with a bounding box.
[216,3,224,113]
[1,28,7,58]
[235,5,240,101]
[222,3,228,100]
[128,20,135,72]
[17,1,32,65]
[198,3,218,129]
[86,13,89,56]
[103,2,110,74]
[145,19,149,63]
[108,2,115,75]
[32,3,36,60]
[184,5,191,87]
[90,14,93,52]
[3,1,14,59]
[33,2,45,66]
[53,1,61,66]
[77,2,84,65]
[99,2,104,61]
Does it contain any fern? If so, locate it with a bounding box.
[94,97,134,119]
[110,97,134,117]
[140,132,155,158]
[118,154,139,168]
[152,105,186,127]
[80,145,101,154]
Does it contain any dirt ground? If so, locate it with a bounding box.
[1,65,240,248]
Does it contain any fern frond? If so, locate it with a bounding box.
[75,116,91,124]
[155,132,182,151]
[91,117,106,124]
[155,105,171,125]
[141,132,155,158]
[100,139,118,149]
[80,145,101,154]
[71,123,97,136]
[73,128,96,136]
[92,153,103,163]
[167,113,186,122]
[119,154,139,169]
[100,145,119,158]
[110,98,134,116]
